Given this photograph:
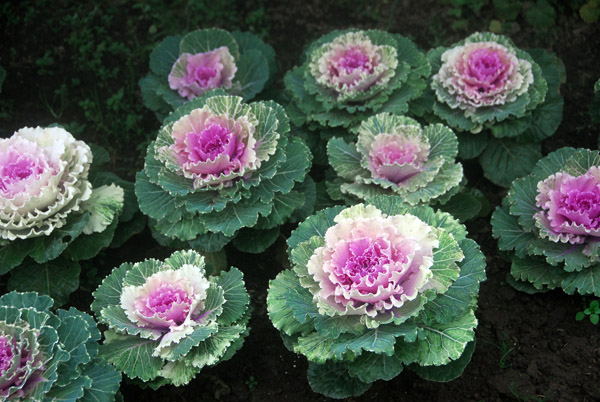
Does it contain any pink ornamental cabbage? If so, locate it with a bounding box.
[0,127,92,240]
[434,41,533,111]
[364,128,429,185]
[159,105,259,189]
[309,31,397,101]
[307,205,438,319]
[168,47,237,100]
[120,264,211,353]
[534,166,600,245]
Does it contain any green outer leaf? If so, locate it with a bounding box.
[479,139,542,187]
[186,324,247,369]
[396,310,477,366]
[307,361,371,399]
[424,239,486,324]
[100,334,163,381]
[216,267,250,326]
[438,191,482,222]
[267,270,315,336]
[518,91,563,143]
[200,196,272,237]
[179,28,239,59]
[456,131,488,159]
[231,30,277,80]
[0,238,37,275]
[232,49,269,101]
[491,203,536,257]
[506,175,539,231]
[28,212,89,264]
[135,170,180,222]
[7,258,80,307]
[187,231,233,253]
[409,339,476,382]
[254,191,305,230]
[159,323,218,362]
[346,351,404,383]
[80,359,122,402]
[561,266,600,296]
[232,227,279,253]
[91,262,132,316]
[287,205,345,251]
[149,35,182,76]
[510,255,568,291]
[0,290,54,311]
[44,375,90,401]
[66,218,118,261]
[327,137,364,181]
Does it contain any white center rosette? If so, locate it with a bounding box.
[0,127,92,240]
[120,263,211,354]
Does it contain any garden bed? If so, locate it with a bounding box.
[1,1,599,401]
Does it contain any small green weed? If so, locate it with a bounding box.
[245,375,258,390]
[576,299,600,324]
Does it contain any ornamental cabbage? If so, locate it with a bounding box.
[285,29,430,130]
[0,291,121,401]
[0,126,127,305]
[135,90,312,254]
[267,196,486,399]
[326,113,463,206]
[492,147,600,296]
[140,28,276,120]
[92,250,251,387]
[423,32,565,187]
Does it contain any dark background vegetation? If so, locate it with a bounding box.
[1,0,599,401]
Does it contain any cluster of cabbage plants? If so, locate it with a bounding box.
[267,196,486,398]
[0,291,121,401]
[492,147,600,296]
[135,90,312,254]
[92,250,250,388]
[420,32,565,187]
[0,126,140,306]
[140,28,276,120]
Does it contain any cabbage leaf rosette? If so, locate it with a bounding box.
[492,147,600,296]
[284,29,431,131]
[135,91,312,254]
[140,28,276,120]
[92,250,251,387]
[0,126,126,305]
[267,196,486,399]
[326,113,463,207]
[423,32,565,187]
[0,291,121,401]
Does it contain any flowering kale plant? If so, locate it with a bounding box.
[424,32,565,187]
[326,113,463,207]
[135,91,312,254]
[92,250,251,387]
[0,291,121,401]
[492,147,600,296]
[267,196,486,398]
[140,28,276,119]
[0,126,128,305]
[284,29,430,131]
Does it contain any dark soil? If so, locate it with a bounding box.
[2,1,600,401]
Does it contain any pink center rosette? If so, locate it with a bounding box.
[309,31,397,100]
[169,46,237,100]
[367,132,430,184]
[307,205,438,319]
[163,106,258,189]
[534,166,600,245]
[120,264,211,351]
[434,40,533,110]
